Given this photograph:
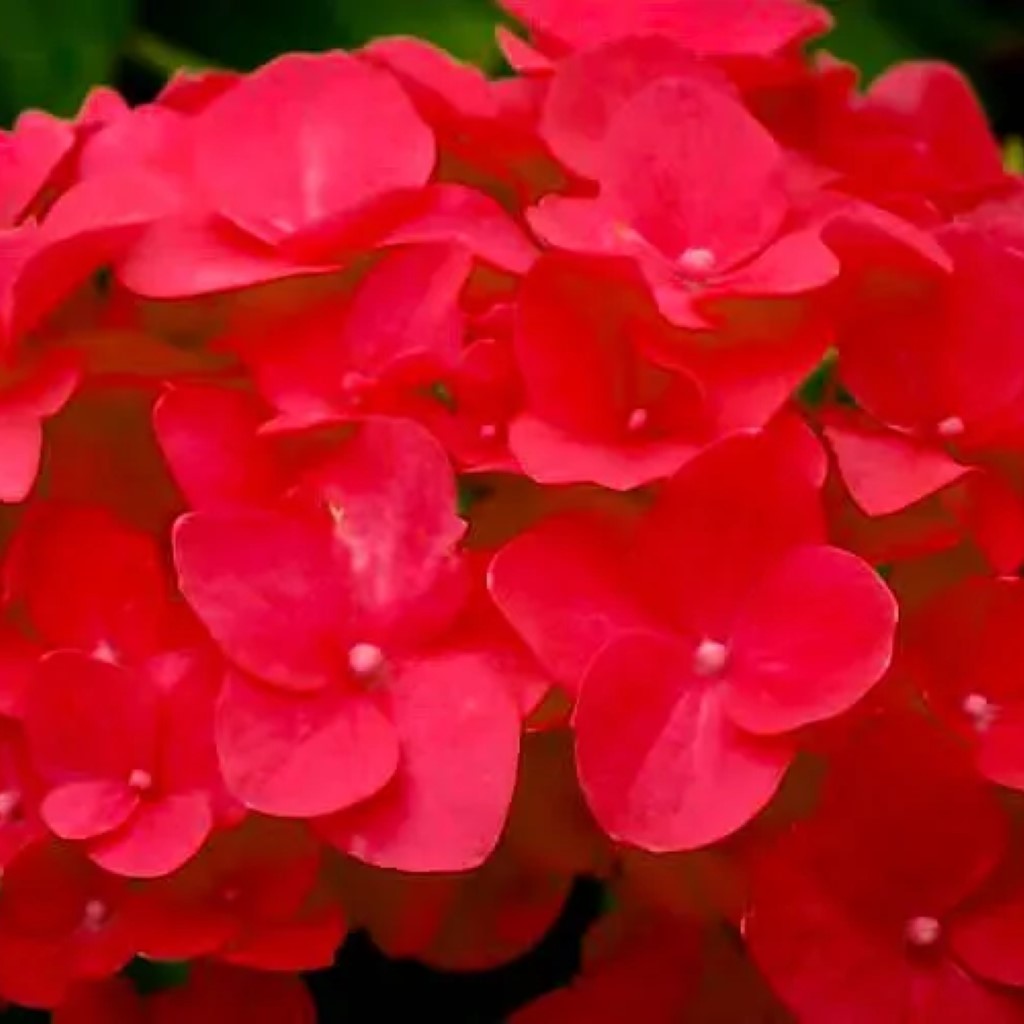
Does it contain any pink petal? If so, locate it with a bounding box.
[41,780,139,841]
[575,631,793,851]
[377,184,539,274]
[824,414,970,516]
[319,650,521,872]
[338,244,471,378]
[215,671,399,818]
[509,414,699,490]
[541,37,726,179]
[191,52,435,239]
[602,77,786,268]
[300,417,466,639]
[154,385,282,511]
[724,546,897,735]
[174,510,349,691]
[631,428,826,638]
[500,0,831,57]
[0,417,42,503]
[26,653,159,783]
[488,514,656,694]
[117,213,335,299]
[89,791,213,878]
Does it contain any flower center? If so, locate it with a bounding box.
[348,642,385,679]
[693,638,728,677]
[82,900,109,930]
[627,407,650,434]
[962,693,998,732]
[905,915,942,948]
[936,416,965,440]
[479,423,500,442]
[128,769,153,793]
[677,247,717,276]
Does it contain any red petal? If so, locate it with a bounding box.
[377,184,538,274]
[575,632,793,851]
[509,415,699,490]
[500,0,831,56]
[42,781,139,841]
[602,77,786,268]
[0,417,41,503]
[88,792,212,879]
[488,513,656,694]
[631,428,826,639]
[541,37,726,179]
[26,654,159,783]
[215,671,398,817]
[724,546,897,734]
[117,213,335,299]
[154,386,282,511]
[318,650,521,871]
[174,510,348,691]
[824,413,969,516]
[192,53,434,239]
[8,505,173,659]
[299,417,466,639]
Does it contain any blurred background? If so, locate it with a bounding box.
[2,0,1024,134]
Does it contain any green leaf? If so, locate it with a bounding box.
[331,0,504,67]
[0,0,135,122]
[819,0,922,82]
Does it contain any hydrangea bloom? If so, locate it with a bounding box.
[2,0,1024,1019]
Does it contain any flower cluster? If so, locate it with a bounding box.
[3,0,1024,1019]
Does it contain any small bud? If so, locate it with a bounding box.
[693,638,728,677]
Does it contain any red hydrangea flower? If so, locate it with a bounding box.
[531,71,840,327]
[491,423,897,849]
[745,717,1024,1023]
[0,841,136,1009]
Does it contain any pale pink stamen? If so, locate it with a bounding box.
[128,769,153,792]
[348,642,385,678]
[479,423,499,442]
[627,408,649,433]
[677,247,717,275]
[937,416,965,439]
[905,915,942,948]
[693,638,728,677]
[963,693,997,732]
[83,900,108,929]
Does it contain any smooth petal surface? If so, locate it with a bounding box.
[192,52,435,238]
[319,650,521,872]
[724,546,897,735]
[174,510,348,691]
[41,781,138,841]
[575,632,794,851]
[602,77,786,267]
[488,514,656,693]
[215,671,399,818]
[88,792,213,879]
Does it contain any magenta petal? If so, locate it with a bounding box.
[319,650,521,872]
[725,546,897,735]
[41,780,139,841]
[216,671,399,818]
[88,792,213,879]
[575,632,794,852]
